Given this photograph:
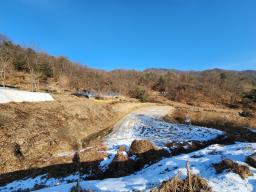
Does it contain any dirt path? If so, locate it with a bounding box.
[103,105,173,148]
[58,105,173,157]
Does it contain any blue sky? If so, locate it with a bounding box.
[0,0,255,71]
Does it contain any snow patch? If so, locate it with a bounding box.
[104,106,223,149]
[35,143,256,192]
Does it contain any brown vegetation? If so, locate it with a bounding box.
[128,139,157,155]
[128,139,169,165]
[152,162,212,192]
[246,153,256,168]
[0,93,146,174]
[1,39,256,108]
[214,159,253,179]
[164,103,256,142]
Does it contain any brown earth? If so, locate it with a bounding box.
[214,159,253,179]
[0,93,150,174]
[165,100,256,128]
[163,101,256,142]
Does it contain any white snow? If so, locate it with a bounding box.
[1,106,255,192]
[0,87,54,103]
[0,173,81,192]
[249,128,256,133]
[28,143,255,192]
[100,106,223,170]
[104,106,223,149]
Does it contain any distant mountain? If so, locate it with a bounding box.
[144,68,188,73]
[145,67,256,73]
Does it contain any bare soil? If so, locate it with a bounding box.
[0,93,149,174]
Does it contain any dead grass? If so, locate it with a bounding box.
[164,106,256,142]
[214,159,253,179]
[152,161,212,192]
[128,139,157,155]
[0,93,147,174]
[170,107,256,128]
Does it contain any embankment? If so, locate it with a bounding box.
[0,93,150,174]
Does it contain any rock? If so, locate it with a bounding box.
[246,153,256,168]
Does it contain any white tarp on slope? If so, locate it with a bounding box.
[0,87,54,103]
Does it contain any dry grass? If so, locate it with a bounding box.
[128,139,157,155]
[152,161,212,192]
[164,105,256,142]
[214,159,253,179]
[170,107,256,128]
[0,93,147,174]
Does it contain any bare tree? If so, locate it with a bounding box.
[0,56,12,87]
[26,55,41,91]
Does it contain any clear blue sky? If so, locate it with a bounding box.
[0,0,255,71]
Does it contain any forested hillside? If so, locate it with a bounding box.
[0,35,256,107]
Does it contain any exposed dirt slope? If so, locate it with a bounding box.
[0,93,149,174]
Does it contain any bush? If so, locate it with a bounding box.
[129,87,149,102]
[40,62,53,79]
[243,89,256,102]
[152,161,212,192]
[242,89,256,110]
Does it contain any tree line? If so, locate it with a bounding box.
[0,35,255,107]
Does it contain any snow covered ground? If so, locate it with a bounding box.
[104,106,223,148]
[0,106,255,192]
[0,87,54,103]
[249,128,256,133]
[2,142,252,192]
[100,106,224,170]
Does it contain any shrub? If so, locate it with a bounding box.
[214,159,253,179]
[243,89,256,102]
[129,87,149,102]
[152,161,212,192]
